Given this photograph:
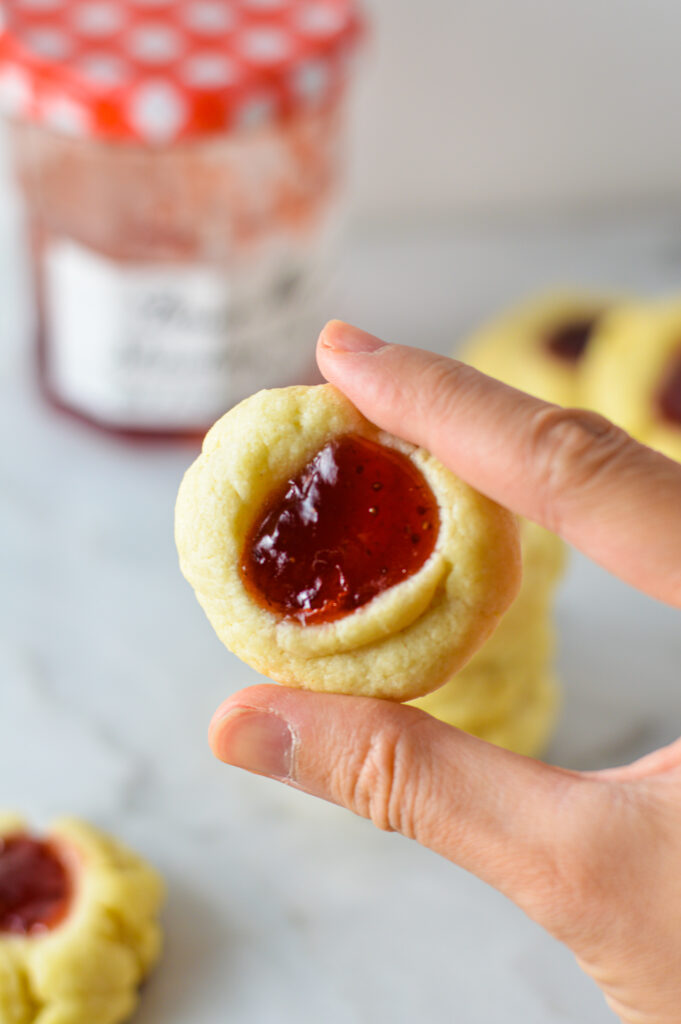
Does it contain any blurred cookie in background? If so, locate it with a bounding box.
[410,661,560,758]
[410,520,565,758]
[583,300,681,463]
[470,672,560,758]
[514,519,567,596]
[410,654,557,738]
[463,292,615,406]
[0,814,164,1024]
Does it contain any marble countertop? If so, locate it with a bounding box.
[2,203,681,1024]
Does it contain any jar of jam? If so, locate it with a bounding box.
[0,0,362,437]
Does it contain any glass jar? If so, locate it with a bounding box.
[0,1,362,437]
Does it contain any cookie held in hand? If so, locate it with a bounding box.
[176,385,521,701]
[0,814,164,1024]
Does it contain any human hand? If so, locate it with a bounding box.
[209,321,681,1024]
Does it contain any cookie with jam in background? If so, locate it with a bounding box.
[462,292,616,407]
[0,814,164,1024]
[582,300,681,463]
[175,384,522,702]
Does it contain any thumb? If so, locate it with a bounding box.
[209,684,580,909]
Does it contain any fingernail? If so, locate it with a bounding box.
[321,320,386,354]
[211,708,294,780]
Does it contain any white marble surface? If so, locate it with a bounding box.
[2,205,681,1024]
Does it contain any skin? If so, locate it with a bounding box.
[209,320,681,1024]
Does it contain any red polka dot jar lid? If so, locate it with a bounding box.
[0,0,363,143]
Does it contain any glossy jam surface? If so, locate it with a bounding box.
[543,315,600,363]
[241,435,440,624]
[657,348,681,426]
[0,834,71,936]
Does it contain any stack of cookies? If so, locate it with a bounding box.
[410,295,602,757]
[413,290,681,758]
[410,519,565,757]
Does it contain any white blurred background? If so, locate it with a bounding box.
[348,0,681,223]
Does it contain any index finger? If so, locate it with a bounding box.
[317,320,681,607]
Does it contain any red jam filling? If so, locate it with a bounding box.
[240,434,440,625]
[543,315,601,363]
[656,348,681,427]
[0,834,71,936]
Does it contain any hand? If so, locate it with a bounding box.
[209,321,681,1024]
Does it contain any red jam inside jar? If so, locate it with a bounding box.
[0,834,72,936]
[656,348,681,427]
[543,314,601,362]
[5,0,362,438]
[240,434,440,624]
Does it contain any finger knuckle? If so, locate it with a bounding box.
[527,407,631,533]
[344,724,424,838]
[417,358,481,433]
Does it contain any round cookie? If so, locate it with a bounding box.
[0,814,164,1024]
[176,384,522,701]
[463,292,613,406]
[583,300,681,462]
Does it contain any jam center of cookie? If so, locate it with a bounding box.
[241,434,440,625]
[0,835,71,935]
[656,348,681,427]
[544,315,600,362]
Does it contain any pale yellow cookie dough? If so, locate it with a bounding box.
[582,300,681,462]
[408,650,552,728]
[0,815,164,1024]
[176,384,522,701]
[446,525,561,675]
[519,520,567,594]
[463,292,614,406]
[412,664,559,757]
[409,519,564,751]
[471,672,560,757]
[432,321,569,756]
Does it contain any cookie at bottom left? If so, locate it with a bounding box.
[0,814,164,1024]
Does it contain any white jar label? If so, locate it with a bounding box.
[43,238,330,430]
